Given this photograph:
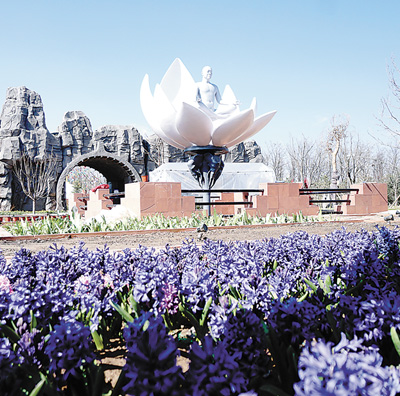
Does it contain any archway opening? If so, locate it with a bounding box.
[77,156,133,192]
[56,152,141,210]
[66,166,107,194]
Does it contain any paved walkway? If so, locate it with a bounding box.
[0,227,13,237]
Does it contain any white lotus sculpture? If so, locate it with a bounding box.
[140,58,276,149]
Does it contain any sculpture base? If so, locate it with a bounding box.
[184,145,229,215]
[184,145,228,156]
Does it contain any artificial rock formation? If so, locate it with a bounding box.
[0,87,62,210]
[93,125,146,173]
[0,87,60,162]
[58,111,94,168]
[0,86,266,211]
[224,141,264,163]
[145,135,190,171]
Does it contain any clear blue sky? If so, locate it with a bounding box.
[1,0,399,150]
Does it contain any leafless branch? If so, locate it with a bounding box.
[12,153,57,213]
[376,58,400,139]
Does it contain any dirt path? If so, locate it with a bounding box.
[0,214,394,259]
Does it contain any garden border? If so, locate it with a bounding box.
[0,219,364,241]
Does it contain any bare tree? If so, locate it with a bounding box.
[12,154,57,214]
[338,133,372,187]
[382,146,400,206]
[286,135,326,187]
[326,115,349,188]
[263,142,287,181]
[379,58,400,141]
[309,143,331,188]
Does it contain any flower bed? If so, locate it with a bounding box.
[1,226,400,395]
[4,211,325,236]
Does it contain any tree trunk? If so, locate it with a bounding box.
[330,140,340,189]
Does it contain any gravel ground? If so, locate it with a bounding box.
[0,213,395,259]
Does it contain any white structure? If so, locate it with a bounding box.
[140,58,276,149]
[150,162,276,190]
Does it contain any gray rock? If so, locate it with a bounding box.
[93,125,146,175]
[58,111,93,168]
[0,86,60,160]
[93,125,143,161]
[145,135,189,169]
[0,162,12,211]
[0,136,21,164]
[243,140,264,162]
[0,87,62,210]
[224,140,263,163]
[0,86,46,132]
[224,143,245,163]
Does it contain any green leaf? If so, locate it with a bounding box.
[324,275,332,294]
[28,374,46,396]
[229,285,242,300]
[162,312,174,329]
[200,297,213,327]
[110,301,134,323]
[0,324,20,343]
[297,291,308,302]
[304,278,317,293]
[178,303,203,339]
[91,329,104,350]
[129,294,140,317]
[391,327,400,358]
[344,276,365,295]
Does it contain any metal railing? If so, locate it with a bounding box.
[181,189,264,194]
[181,188,263,213]
[299,188,359,214]
[299,188,359,194]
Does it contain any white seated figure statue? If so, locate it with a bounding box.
[195,66,239,119]
[140,58,277,149]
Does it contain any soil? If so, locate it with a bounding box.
[0,213,395,259]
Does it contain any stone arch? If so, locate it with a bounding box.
[56,149,141,210]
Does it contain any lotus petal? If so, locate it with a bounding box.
[211,109,254,147]
[160,58,197,110]
[176,102,212,146]
[140,74,181,147]
[159,120,186,149]
[216,84,240,116]
[140,74,161,133]
[153,84,176,122]
[226,110,277,148]
[153,84,191,148]
[250,97,257,113]
[220,84,237,104]
[140,76,184,148]
[159,58,183,103]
